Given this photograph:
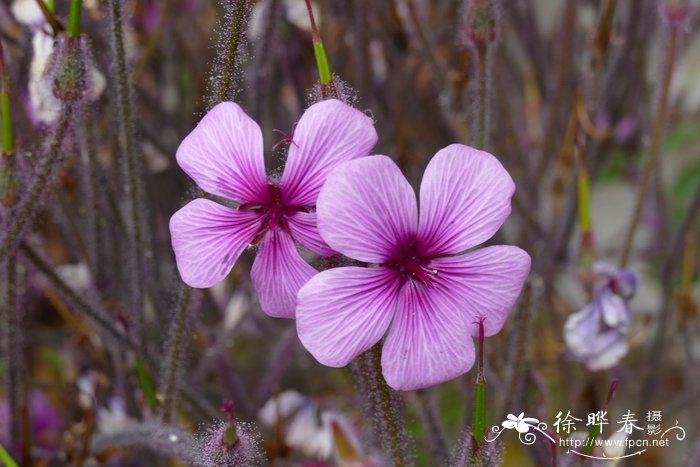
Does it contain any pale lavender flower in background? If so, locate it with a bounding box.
[11,0,106,125]
[10,0,44,29]
[169,99,377,318]
[296,146,531,390]
[564,262,637,371]
[258,390,378,464]
[0,390,62,454]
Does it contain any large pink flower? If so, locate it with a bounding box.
[169,99,377,318]
[296,145,531,390]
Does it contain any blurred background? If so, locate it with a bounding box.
[0,0,699,465]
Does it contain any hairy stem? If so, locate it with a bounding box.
[2,255,20,456]
[475,44,489,149]
[160,285,192,424]
[108,0,145,340]
[0,106,72,262]
[371,345,405,467]
[217,0,247,104]
[619,25,678,267]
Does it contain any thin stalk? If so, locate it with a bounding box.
[475,44,488,149]
[19,242,136,350]
[68,0,82,38]
[253,328,299,409]
[33,0,64,35]
[131,0,172,82]
[534,0,576,182]
[304,0,332,86]
[108,0,145,340]
[619,25,678,267]
[81,109,103,276]
[0,106,72,262]
[56,191,92,270]
[415,390,448,464]
[472,319,486,444]
[160,285,192,423]
[3,255,20,457]
[0,445,18,467]
[637,160,700,412]
[217,0,247,104]
[404,0,449,87]
[371,345,404,467]
[497,279,540,423]
[1,89,13,155]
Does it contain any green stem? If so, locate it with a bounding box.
[68,0,82,37]
[160,285,192,423]
[0,444,19,467]
[371,345,404,467]
[473,382,487,443]
[217,0,247,104]
[1,91,13,155]
[304,0,331,85]
[313,42,332,85]
[1,41,13,155]
[472,320,487,444]
[619,25,678,268]
[0,106,72,262]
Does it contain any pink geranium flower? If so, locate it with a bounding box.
[169,99,377,318]
[296,145,531,390]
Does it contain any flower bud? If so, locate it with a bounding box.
[51,37,86,102]
[662,0,691,27]
[465,0,496,46]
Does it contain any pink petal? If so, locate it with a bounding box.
[416,144,515,256]
[381,280,476,391]
[176,102,270,204]
[251,228,317,318]
[316,156,417,263]
[279,99,377,206]
[297,267,400,367]
[286,211,335,256]
[169,199,264,288]
[429,246,531,337]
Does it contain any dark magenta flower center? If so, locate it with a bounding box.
[239,183,305,234]
[386,244,437,285]
[265,183,286,230]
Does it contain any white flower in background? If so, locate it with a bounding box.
[11,0,45,28]
[564,262,637,371]
[249,0,319,39]
[12,0,107,125]
[97,397,137,435]
[56,262,92,290]
[258,390,367,462]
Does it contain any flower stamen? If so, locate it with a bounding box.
[271,123,299,152]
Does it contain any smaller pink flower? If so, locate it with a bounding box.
[169,99,377,318]
[296,145,531,390]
